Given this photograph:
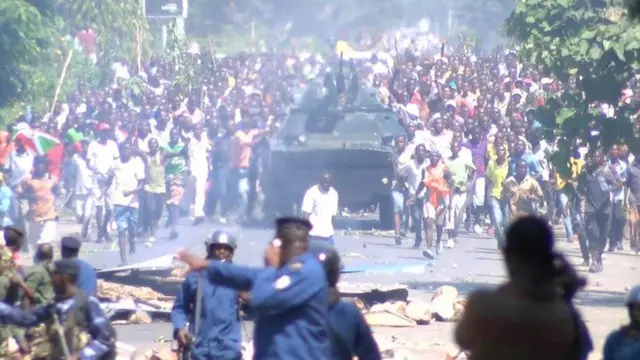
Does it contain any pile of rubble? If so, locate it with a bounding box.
[117,285,467,359]
[359,285,466,327]
[98,280,174,325]
[98,279,170,302]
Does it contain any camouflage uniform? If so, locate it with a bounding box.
[24,262,55,359]
[0,244,18,357]
[46,296,97,359]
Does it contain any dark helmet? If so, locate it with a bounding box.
[308,241,341,286]
[626,285,640,306]
[205,230,237,250]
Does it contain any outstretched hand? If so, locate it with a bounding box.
[175,249,209,273]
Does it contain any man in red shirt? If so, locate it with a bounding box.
[76,24,97,63]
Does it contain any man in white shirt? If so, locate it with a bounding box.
[6,138,35,235]
[71,142,99,240]
[187,123,211,225]
[400,144,429,250]
[107,142,145,265]
[86,124,119,243]
[301,174,339,245]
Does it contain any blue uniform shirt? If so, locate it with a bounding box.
[603,327,640,360]
[328,300,381,360]
[171,265,242,360]
[205,252,331,360]
[76,259,97,297]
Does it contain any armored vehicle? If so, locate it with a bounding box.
[262,76,405,228]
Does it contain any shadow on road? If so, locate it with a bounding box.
[574,289,627,308]
[404,280,496,295]
[405,280,627,308]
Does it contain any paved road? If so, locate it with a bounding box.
[66,216,637,356]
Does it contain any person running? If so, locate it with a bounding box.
[444,140,476,249]
[106,142,145,265]
[163,128,189,240]
[139,138,166,244]
[21,156,58,250]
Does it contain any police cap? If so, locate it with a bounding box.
[205,230,237,249]
[275,217,312,232]
[307,240,342,286]
[61,236,82,251]
[52,259,79,277]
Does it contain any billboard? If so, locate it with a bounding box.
[143,0,187,18]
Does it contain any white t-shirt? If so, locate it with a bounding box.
[87,140,119,176]
[150,122,173,146]
[6,151,34,187]
[110,158,145,208]
[301,185,339,238]
[188,135,211,175]
[73,155,97,195]
[400,158,428,195]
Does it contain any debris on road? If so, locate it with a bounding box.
[116,341,138,360]
[445,346,469,360]
[137,347,177,360]
[338,282,410,308]
[431,286,462,322]
[98,279,168,301]
[128,310,153,324]
[170,268,188,278]
[336,229,396,238]
[99,279,173,324]
[405,301,432,324]
[365,309,417,327]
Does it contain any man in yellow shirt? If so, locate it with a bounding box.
[555,153,587,263]
[485,145,509,248]
[555,155,585,235]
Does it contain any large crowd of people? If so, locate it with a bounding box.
[0,23,638,358]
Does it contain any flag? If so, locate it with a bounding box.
[13,129,61,155]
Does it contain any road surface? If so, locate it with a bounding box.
[54,216,636,358]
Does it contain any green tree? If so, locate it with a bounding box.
[506,0,640,174]
[56,0,149,75]
[0,0,59,109]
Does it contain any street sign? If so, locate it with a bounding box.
[143,0,187,18]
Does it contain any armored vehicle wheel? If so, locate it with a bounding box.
[263,191,298,222]
[378,194,394,230]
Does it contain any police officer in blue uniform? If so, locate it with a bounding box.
[171,230,243,360]
[176,217,331,360]
[308,241,381,360]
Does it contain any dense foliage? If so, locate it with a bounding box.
[0,0,59,109]
[0,0,147,121]
[506,0,640,174]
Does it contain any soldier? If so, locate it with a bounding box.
[24,243,55,360]
[171,230,243,360]
[61,236,97,296]
[308,241,381,360]
[0,226,29,357]
[0,259,116,359]
[176,216,331,359]
[24,243,54,307]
